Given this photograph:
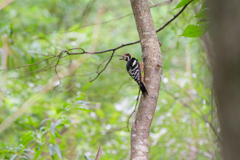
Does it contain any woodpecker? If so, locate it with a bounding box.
[119,53,148,96]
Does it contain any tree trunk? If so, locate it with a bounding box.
[129,0,162,159]
[208,1,240,159]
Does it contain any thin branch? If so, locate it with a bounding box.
[67,40,140,55]
[164,89,222,145]
[187,146,213,159]
[127,89,141,131]
[25,58,58,74]
[66,0,172,33]
[14,58,58,78]
[0,55,85,134]
[65,0,193,55]
[27,52,56,57]
[68,47,85,52]
[206,119,222,145]
[156,0,193,32]
[94,147,103,160]
[53,56,62,89]
[56,55,122,80]
[90,50,115,82]
[2,1,192,83]
[12,51,69,79]
[96,57,111,73]
[1,1,192,74]
[68,13,133,33]
[0,56,57,71]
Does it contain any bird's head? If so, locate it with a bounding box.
[119,53,131,61]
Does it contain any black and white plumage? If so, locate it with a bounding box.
[119,53,148,96]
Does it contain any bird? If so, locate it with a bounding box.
[119,53,148,96]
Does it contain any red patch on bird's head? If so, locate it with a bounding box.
[124,53,131,57]
[120,53,131,61]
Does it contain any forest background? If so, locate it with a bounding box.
[0,0,219,159]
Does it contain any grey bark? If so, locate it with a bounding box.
[208,0,240,159]
[129,0,162,159]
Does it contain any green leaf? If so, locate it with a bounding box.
[50,122,55,136]
[74,100,90,105]
[192,0,199,4]
[82,82,92,91]
[173,0,191,10]
[68,23,81,32]
[34,145,43,160]
[195,9,209,19]
[55,131,62,138]
[55,119,62,127]
[75,93,86,101]
[196,19,209,25]
[54,144,63,160]
[66,117,77,128]
[76,107,92,112]
[63,103,71,109]
[40,118,50,125]
[10,154,17,160]
[20,131,34,147]
[23,152,33,159]
[57,109,65,114]
[200,1,208,10]
[180,24,208,37]
[50,119,62,137]
[96,109,105,118]
[49,144,54,157]
[28,116,37,127]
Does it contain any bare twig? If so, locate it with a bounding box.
[90,50,115,82]
[66,0,172,33]
[1,1,192,73]
[25,58,58,74]
[81,0,95,24]
[156,0,193,32]
[53,56,62,89]
[127,89,141,131]
[0,55,88,134]
[187,146,213,159]
[0,56,57,71]
[14,58,58,78]
[94,147,103,160]
[96,57,111,73]
[1,1,192,84]
[65,0,192,55]
[67,41,139,55]
[68,47,85,52]
[164,89,222,145]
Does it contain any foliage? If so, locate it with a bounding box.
[0,0,219,159]
[180,0,209,37]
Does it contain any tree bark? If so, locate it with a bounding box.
[208,1,240,159]
[129,0,162,159]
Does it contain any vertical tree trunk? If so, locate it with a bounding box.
[208,0,240,159]
[129,0,162,159]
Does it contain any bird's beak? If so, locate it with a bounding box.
[119,56,124,60]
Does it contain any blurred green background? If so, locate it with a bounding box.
[0,0,219,159]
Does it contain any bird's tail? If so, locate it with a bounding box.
[139,82,148,96]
